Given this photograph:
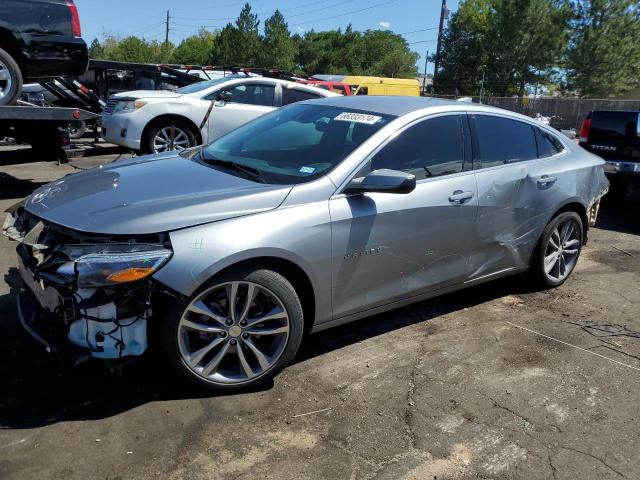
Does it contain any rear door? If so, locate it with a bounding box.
[469,114,542,280]
[330,113,477,319]
[206,81,276,141]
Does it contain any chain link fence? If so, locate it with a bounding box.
[431,95,640,131]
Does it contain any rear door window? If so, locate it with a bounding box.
[472,115,538,167]
[282,88,323,106]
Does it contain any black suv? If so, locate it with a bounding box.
[0,0,89,105]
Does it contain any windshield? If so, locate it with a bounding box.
[202,104,395,184]
[176,75,245,94]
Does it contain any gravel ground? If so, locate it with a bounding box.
[1,148,639,480]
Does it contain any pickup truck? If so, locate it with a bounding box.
[579,110,640,194]
[0,0,89,105]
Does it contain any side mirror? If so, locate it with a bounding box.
[216,92,231,104]
[344,169,416,195]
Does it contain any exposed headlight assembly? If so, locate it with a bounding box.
[56,243,172,288]
[112,99,147,114]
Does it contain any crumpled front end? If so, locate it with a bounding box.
[3,205,178,363]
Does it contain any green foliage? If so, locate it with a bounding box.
[296,26,417,77]
[262,10,296,70]
[212,3,261,65]
[171,29,216,65]
[438,0,572,96]
[439,0,639,97]
[566,0,640,97]
[355,30,419,78]
[88,38,104,59]
[89,35,173,64]
[86,3,419,79]
[296,27,359,75]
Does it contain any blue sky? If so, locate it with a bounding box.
[75,0,459,74]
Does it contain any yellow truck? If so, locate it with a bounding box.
[342,76,420,96]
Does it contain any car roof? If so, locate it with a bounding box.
[342,76,420,86]
[302,95,462,116]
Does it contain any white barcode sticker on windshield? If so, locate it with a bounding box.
[334,112,382,124]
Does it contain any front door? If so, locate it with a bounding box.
[330,113,478,319]
[206,82,276,141]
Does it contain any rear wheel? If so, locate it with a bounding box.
[532,211,584,287]
[0,47,22,106]
[164,268,304,392]
[143,118,198,154]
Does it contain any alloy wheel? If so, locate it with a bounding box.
[543,218,581,282]
[153,125,192,153]
[0,59,13,101]
[177,281,290,385]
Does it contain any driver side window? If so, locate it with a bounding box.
[370,115,465,180]
[207,83,275,106]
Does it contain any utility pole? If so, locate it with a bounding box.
[479,69,485,103]
[433,0,447,93]
[423,50,429,95]
[164,10,170,63]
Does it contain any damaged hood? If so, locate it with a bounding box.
[24,153,292,235]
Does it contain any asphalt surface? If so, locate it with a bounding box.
[1,145,639,480]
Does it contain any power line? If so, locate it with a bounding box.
[398,27,440,35]
[408,39,437,45]
[297,0,401,25]
[172,0,349,22]
[178,0,258,12]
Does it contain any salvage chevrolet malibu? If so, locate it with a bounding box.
[4,96,609,392]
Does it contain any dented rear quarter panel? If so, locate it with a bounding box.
[470,135,607,280]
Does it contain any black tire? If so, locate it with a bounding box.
[142,118,198,154]
[163,268,305,393]
[0,47,23,106]
[531,211,584,287]
[68,121,86,140]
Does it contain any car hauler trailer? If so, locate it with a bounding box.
[0,104,99,164]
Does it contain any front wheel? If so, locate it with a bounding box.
[163,269,304,392]
[143,119,198,154]
[532,211,584,287]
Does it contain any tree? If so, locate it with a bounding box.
[88,38,104,59]
[355,30,418,77]
[437,0,572,96]
[262,10,296,70]
[172,28,217,65]
[297,26,362,75]
[566,0,640,97]
[212,3,261,65]
[211,24,239,65]
[436,0,491,95]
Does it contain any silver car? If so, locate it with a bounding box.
[5,96,609,392]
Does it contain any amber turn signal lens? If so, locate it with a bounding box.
[106,267,154,283]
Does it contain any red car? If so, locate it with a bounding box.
[306,80,353,95]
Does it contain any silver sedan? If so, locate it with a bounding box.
[7,96,609,391]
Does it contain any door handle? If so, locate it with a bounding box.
[448,190,474,205]
[537,175,557,186]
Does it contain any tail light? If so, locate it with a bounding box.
[67,1,82,37]
[579,117,591,143]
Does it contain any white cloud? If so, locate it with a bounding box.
[379,21,391,30]
[297,26,305,33]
